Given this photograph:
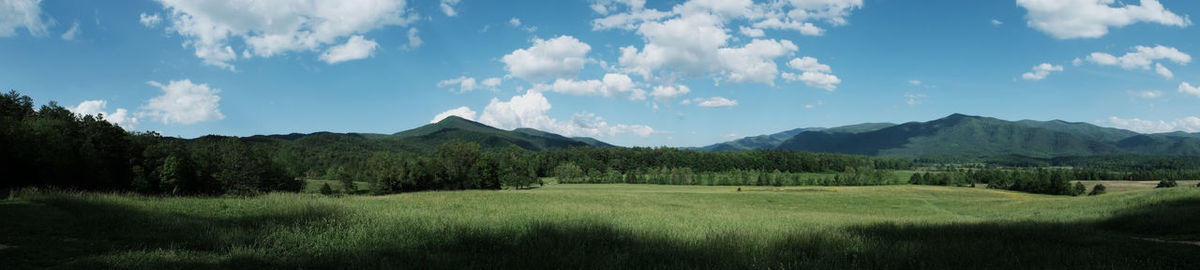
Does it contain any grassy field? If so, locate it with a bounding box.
[2,184,1198,269]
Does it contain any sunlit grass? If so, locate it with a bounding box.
[2,184,1198,269]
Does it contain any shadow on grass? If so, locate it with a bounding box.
[2,195,1198,269]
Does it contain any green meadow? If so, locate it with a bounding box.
[2,184,1198,269]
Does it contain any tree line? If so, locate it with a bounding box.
[0,91,299,195]
[555,164,905,186]
[909,168,1089,196]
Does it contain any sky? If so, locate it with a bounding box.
[1,0,1199,147]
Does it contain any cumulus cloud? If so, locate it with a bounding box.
[319,35,378,64]
[738,26,764,37]
[438,76,477,92]
[502,35,591,82]
[467,91,654,137]
[139,13,161,27]
[1017,0,1191,39]
[439,76,501,92]
[782,56,840,90]
[404,27,422,50]
[716,39,798,85]
[60,20,80,40]
[70,100,139,130]
[1154,63,1173,79]
[991,19,1003,25]
[440,0,461,17]
[508,17,536,32]
[143,80,224,125]
[1181,82,1200,98]
[1021,63,1063,81]
[532,73,644,100]
[649,84,690,100]
[431,106,476,123]
[687,97,738,108]
[481,77,502,89]
[1086,45,1190,79]
[908,80,922,86]
[598,1,859,86]
[0,0,51,37]
[150,0,417,69]
[1103,116,1200,133]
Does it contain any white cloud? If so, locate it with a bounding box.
[738,26,764,37]
[431,106,476,123]
[152,0,416,69]
[319,35,378,64]
[599,1,859,86]
[440,0,460,17]
[691,96,738,108]
[787,56,831,73]
[1130,90,1163,99]
[508,17,537,32]
[908,80,922,86]
[904,93,926,106]
[70,100,139,130]
[1072,58,1084,66]
[1086,45,1190,78]
[439,76,502,92]
[716,39,798,85]
[438,76,478,92]
[0,0,51,37]
[473,91,654,137]
[1180,82,1200,98]
[501,35,591,82]
[1017,0,1191,39]
[405,27,422,50]
[481,77,502,89]
[1086,45,1191,69]
[139,13,161,27]
[1103,116,1200,133]
[1154,63,1173,79]
[1021,63,1063,81]
[60,20,80,40]
[532,73,644,100]
[143,79,224,125]
[649,84,690,100]
[782,56,840,90]
[991,19,1003,25]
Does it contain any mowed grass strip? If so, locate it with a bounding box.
[1,184,1198,269]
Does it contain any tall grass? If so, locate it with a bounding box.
[2,185,1198,269]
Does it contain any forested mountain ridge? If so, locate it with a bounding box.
[775,113,1200,159]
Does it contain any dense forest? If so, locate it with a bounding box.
[3,91,1199,197]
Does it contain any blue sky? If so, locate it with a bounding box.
[2,0,1199,147]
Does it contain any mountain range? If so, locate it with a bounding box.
[704,113,1200,159]
[232,113,1199,159]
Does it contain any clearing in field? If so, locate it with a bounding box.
[2,184,1198,269]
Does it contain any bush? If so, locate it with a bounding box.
[1156,179,1178,188]
[319,183,334,195]
[1088,184,1106,196]
[1071,182,1086,196]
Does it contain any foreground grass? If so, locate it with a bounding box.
[2,185,1198,269]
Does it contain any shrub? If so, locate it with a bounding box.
[1088,184,1106,196]
[319,183,334,195]
[1071,182,1086,196]
[1156,179,1178,188]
